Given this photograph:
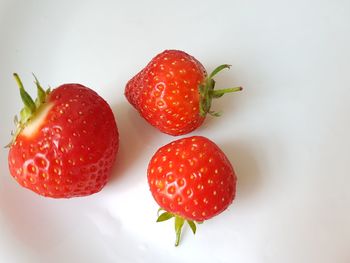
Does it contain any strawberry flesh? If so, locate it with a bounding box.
[125,50,207,135]
[148,136,236,222]
[8,83,119,198]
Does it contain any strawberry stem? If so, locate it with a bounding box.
[199,64,242,117]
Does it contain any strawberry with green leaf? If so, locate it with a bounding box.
[7,74,119,198]
[125,50,242,136]
[147,136,237,246]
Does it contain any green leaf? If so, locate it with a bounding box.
[199,83,205,94]
[174,216,185,246]
[157,207,165,216]
[14,73,36,113]
[4,141,12,148]
[198,63,242,119]
[33,73,46,105]
[208,64,231,79]
[209,110,222,117]
[187,220,197,235]
[199,78,215,117]
[156,212,174,222]
[14,115,18,125]
[6,73,52,148]
[20,107,32,124]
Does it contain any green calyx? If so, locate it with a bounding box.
[199,64,242,117]
[157,208,203,247]
[5,73,51,147]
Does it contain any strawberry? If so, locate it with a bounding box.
[147,136,237,246]
[7,74,119,198]
[125,50,242,136]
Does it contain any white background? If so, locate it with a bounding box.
[0,0,349,262]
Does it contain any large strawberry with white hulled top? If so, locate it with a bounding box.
[7,73,119,198]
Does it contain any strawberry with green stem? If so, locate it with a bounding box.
[148,136,237,246]
[7,73,119,198]
[125,50,242,136]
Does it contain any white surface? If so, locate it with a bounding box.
[0,0,349,262]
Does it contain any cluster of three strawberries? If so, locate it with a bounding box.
[7,49,242,246]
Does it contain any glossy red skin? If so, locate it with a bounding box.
[147,136,236,222]
[8,84,119,198]
[125,50,207,136]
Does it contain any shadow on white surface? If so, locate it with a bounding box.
[0,174,154,263]
[1,0,350,262]
[223,141,262,202]
[0,175,66,260]
[109,100,159,184]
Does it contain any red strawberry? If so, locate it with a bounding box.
[147,136,237,246]
[125,50,242,136]
[7,74,119,198]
